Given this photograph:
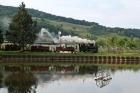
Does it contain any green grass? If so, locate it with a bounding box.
[47,19,90,31]
[45,19,93,38]
[0,51,140,57]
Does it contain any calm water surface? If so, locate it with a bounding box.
[0,65,140,93]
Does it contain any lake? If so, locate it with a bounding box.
[0,64,140,93]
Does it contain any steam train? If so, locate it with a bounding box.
[1,42,98,53]
[79,43,98,53]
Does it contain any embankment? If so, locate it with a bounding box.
[0,55,140,64]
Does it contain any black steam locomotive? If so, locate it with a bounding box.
[79,43,98,53]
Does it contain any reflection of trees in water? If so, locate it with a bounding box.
[110,66,140,74]
[78,66,98,74]
[5,72,38,93]
[0,73,3,88]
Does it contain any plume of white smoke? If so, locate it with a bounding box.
[60,35,95,43]
[37,28,60,43]
[37,28,95,44]
[1,17,11,28]
[0,17,11,34]
[0,17,11,29]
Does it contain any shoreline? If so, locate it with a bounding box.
[0,55,140,64]
[0,51,140,57]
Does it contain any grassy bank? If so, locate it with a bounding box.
[0,51,140,57]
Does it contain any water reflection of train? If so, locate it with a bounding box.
[1,42,98,53]
[94,66,112,88]
[2,65,98,74]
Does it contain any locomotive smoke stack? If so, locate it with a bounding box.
[58,31,61,35]
[58,31,61,41]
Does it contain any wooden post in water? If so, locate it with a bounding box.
[125,57,130,64]
[102,56,106,64]
[120,57,125,64]
[108,56,111,64]
[135,57,139,64]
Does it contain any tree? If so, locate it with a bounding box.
[0,26,4,44]
[5,72,37,93]
[126,38,136,49]
[5,2,38,51]
[96,38,106,47]
[107,36,117,47]
[132,37,140,48]
[116,38,127,47]
[106,36,117,53]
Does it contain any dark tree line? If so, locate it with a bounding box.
[27,9,98,26]
[97,35,140,49]
[0,4,98,26]
[89,25,140,38]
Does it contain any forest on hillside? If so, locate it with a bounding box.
[0,4,140,38]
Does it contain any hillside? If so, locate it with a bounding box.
[0,4,140,40]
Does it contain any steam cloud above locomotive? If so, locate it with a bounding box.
[37,28,95,44]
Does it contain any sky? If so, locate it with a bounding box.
[1,0,140,29]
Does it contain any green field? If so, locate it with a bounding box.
[0,51,140,57]
[36,18,94,39]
